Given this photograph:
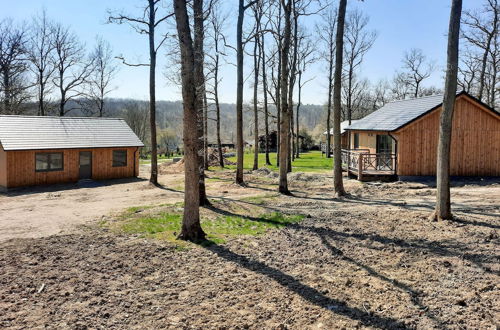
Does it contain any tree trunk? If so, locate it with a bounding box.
[296,69,302,158]
[253,27,260,171]
[235,0,245,185]
[432,0,462,221]
[276,1,282,167]
[214,52,224,168]
[193,0,209,205]
[333,0,347,197]
[174,0,205,242]
[326,54,333,158]
[261,34,271,165]
[278,0,292,195]
[149,0,158,186]
[287,3,298,171]
[203,91,209,170]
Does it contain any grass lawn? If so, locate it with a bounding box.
[106,202,304,247]
[220,150,332,172]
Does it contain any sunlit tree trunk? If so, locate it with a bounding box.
[279,0,292,194]
[333,0,347,197]
[432,0,462,221]
[174,0,205,241]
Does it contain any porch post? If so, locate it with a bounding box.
[358,152,364,181]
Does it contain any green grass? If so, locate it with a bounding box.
[239,193,280,205]
[108,206,304,246]
[217,150,332,173]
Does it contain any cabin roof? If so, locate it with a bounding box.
[323,120,358,135]
[345,91,499,132]
[0,115,144,151]
[346,94,446,132]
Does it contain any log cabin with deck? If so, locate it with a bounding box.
[342,91,500,181]
[0,116,144,191]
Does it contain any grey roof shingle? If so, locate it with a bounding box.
[0,116,144,151]
[346,94,445,131]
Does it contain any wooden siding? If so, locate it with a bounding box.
[0,144,7,188]
[5,147,140,188]
[393,96,500,176]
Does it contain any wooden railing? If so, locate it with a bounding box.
[341,149,396,180]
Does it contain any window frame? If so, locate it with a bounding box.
[35,152,64,172]
[112,149,128,167]
[353,133,360,149]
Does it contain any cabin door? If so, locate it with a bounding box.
[376,135,392,170]
[79,151,92,179]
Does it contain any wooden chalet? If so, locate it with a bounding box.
[342,91,500,181]
[0,116,144,190]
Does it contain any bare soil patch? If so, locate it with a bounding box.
[0,171,499,329]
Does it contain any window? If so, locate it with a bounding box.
[113,150,127,167]
[35,153,63,172]
[354,133,359,149]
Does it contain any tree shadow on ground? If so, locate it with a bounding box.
[203,243,411,329]
[297,223,498,276]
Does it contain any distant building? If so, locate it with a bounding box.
[342,91,500,180]
[0,116,143,190]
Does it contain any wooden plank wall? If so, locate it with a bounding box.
[6,147,140,188]
[0,144,7,188]
[394,96,500,176]
[349,131,378,153]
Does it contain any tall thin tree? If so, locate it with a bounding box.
[28,10,56,116]
[432,0,462,221]
[108,0,171,185]
[193,0,210,205]
[316,7,336,158]
[333,0,347,197]
[278,0,292,194]
[174,0,205,241]
[235,0,258,185]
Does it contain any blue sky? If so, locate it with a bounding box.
[3,0,479,105]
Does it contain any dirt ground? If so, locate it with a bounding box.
[0,167,499,329]
[0,165,262,242]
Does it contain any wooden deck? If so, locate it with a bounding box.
[341,149,397,182]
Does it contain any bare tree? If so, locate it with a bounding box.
[206,2,227,168]
[316,6,337,158]
[343,8,377,124]
[193,0,210,205]
[27,10,56,116]
[87,37,118,117]
[0,19,30,114]
[401,48,435,98]
[174,0,205,241]
[235,0,258,185]
[333,0,347,197]
[295,30,315,158]
[391,71,413,100]
[371,79,390,109]
[108,0,171,185]
[122,100,149,144]
[278,0,292,194]
[260,6,272,166]
[51,23,94,116]
[251,2,264,171]
[461,0,499,102]
[432,0,462,221]
[458,48,481,93]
